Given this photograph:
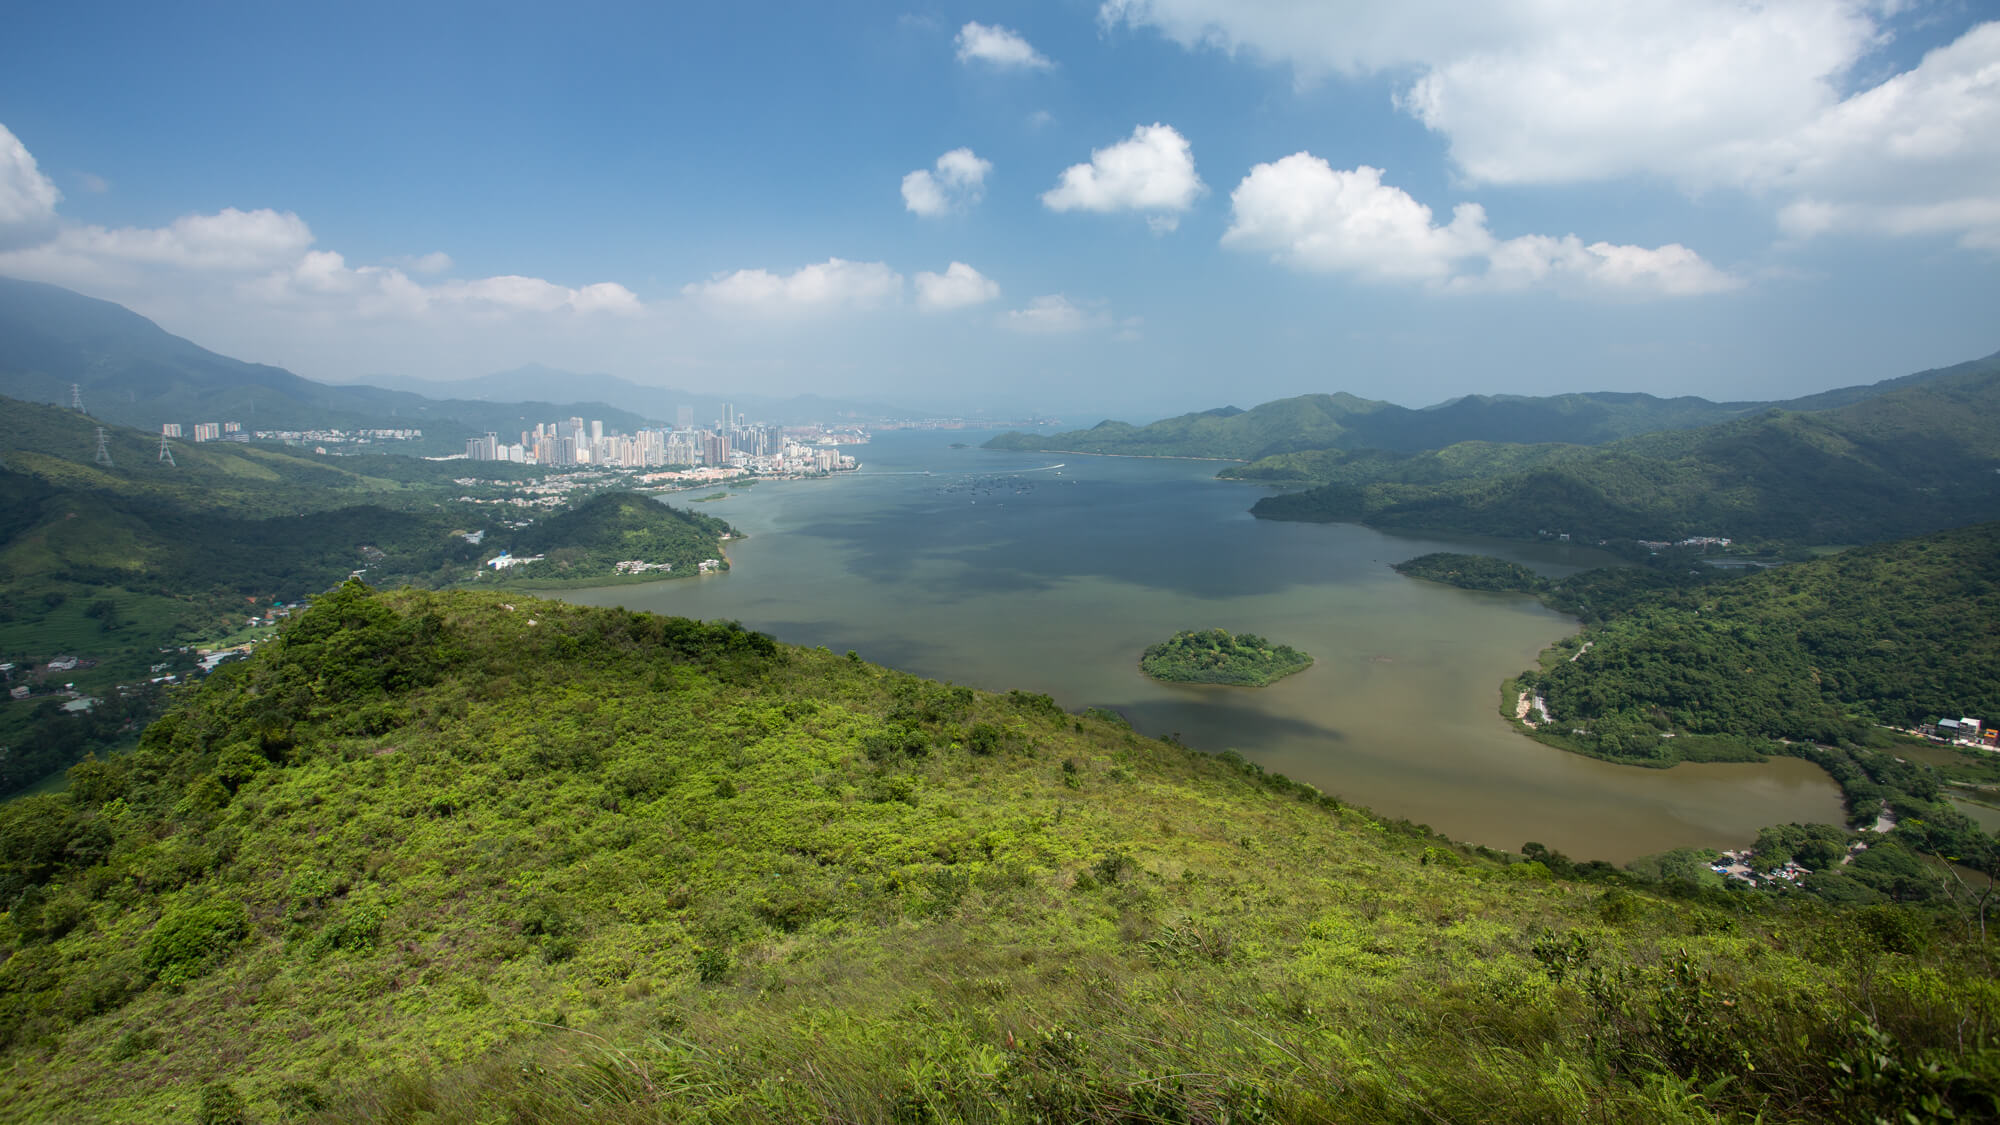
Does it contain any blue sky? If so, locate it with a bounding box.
[1,1,1996,419]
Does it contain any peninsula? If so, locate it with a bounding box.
[1140,628,1314,686]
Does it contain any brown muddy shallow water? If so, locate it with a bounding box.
[563,429,1843,864]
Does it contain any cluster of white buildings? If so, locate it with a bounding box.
[160,421,242,442]
[1635,535,1735,551]
[463,406,857,473]
[157,422,423,446]
[1933,716,1998,748]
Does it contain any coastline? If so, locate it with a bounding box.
[985,446,1247,463]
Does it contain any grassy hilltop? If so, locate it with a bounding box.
[1,585,1995,1123]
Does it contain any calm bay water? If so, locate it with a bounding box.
[562,430,1842,864]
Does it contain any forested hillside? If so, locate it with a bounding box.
[499,492,734,580]
[1399,525,2000,747]
[1253,365,2000,547]
[0,585,1994,1123]
[0,398,733,796]
[1395,525,2000,898]
[1526,524,2000,744]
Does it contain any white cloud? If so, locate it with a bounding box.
[1224,154,1738,296]
[0,165,641,328]
[682,258,904,312]
[901,171,948,217]
[915,262,1001,311]
[901,147,992,217]
[14,207,315,273]
[1005,294,1089,333]
[1758,23,2000,249]
[1223,158,1487,282]
[1001,294,1137,337]
[955,22,1053,70]
[1041,123,1205,230]
[569,281,644,315]
[0,124,61,250]
[389,250,453,274]
[77,172,109,195]
[1103,2,2000,250]
[1468,235,1739,297]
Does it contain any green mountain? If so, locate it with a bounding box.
[0,277,656,445]
[1251,363,2000,546]
[1,584,1993,1122]
[490,492,734,582]
[985,394,1391,460]
[1533,523,1998,744]
[1392,524,2000,900]
[983,351,2000,461]
[1401,524,2000,747]
[0,398,733,795]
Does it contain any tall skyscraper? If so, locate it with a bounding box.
[676,406,694,431]
[722,403,735,431]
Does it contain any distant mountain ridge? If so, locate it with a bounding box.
[355,365,917,426]
[0,278,655,444]
[983,350,2000,460]
[1249,359,2000,547]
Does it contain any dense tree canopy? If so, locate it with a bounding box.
[1140,628,1314,686]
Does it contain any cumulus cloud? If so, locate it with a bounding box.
[0,124,61,250]
[77,172,109,195]
[1224,155,1738,296]
[1102,2,2000,250]
[390,250,453,274]
[915,262,1001,310]
[682,258,904,312]
[1757,23,2000,249]
[1041,123,1205,231]
[0,207,316,289]
[1005,294,1089,333]
[0,132,643,328]
[955,22,1053,70]
[901,147,993,217]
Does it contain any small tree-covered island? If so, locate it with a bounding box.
[1140,628,1314,686]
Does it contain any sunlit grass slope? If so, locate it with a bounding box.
[1,586,1994,1122]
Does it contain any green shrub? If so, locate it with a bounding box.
[694,946,730,983]
[196,1080,246,1125]
[304,902,384,957]
[143,898,249,986]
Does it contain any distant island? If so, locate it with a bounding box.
[1141,628,1313,686]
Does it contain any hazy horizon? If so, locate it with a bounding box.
[2,3,1996,419]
